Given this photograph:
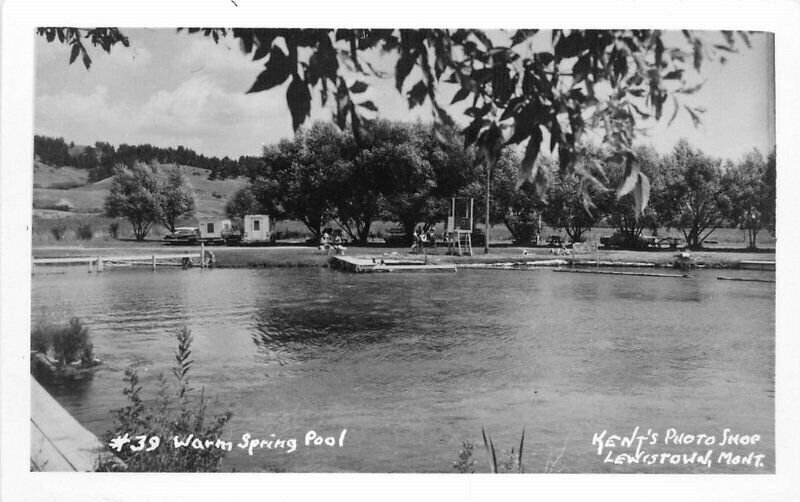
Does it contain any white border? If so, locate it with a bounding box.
[2,1,799,500]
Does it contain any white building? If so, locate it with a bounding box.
[242,214,272,243]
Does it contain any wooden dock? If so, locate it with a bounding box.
[718,276,776,283]
[32,250,203,274]
[30,378,121,471]
[739,260,776,271]
[329,255,457,273]
[553,268,692,279]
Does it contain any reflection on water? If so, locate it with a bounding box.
[31,266,774,473]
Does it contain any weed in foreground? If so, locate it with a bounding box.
[99,326,232,472]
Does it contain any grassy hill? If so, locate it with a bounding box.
[33,162,247,241]
[33,163,245,217]
[33,160,90,189]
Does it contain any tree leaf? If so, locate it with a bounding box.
[450,86,470,105]
[286,75,311,130]
[580,177,598,214]
[517,128,542,190]
[616,152,640,199]
[407,81,427,108]
[395,51,417,91]
[632,171,651,215]
[69,44,81,64]
[247,46,293,93]
[349,81,369,93]
[511,29,538,47]
[81,48,92,69]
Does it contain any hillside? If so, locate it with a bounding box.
[33,163,247,219]
[33,160,90,189]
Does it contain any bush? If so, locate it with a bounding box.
[51,318,92,365]
[100,326,232,472]
[50,225,67,240]
[77,222,94,240]
[31,317,94,366]
[108,221,120,239]
[507,220,540,246]
[31,322,54,353]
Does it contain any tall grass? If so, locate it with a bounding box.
[455,427,567,473]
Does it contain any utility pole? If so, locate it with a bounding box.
[484,161,491,254]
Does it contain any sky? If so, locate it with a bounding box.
[34,29,775,161]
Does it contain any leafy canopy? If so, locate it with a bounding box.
[40,28,750,214]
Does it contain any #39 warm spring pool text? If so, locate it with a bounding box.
[108,429,347,456]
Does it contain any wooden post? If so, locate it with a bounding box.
[88,259,93,273]
[152,254,156,271]
[97,256,103,273]
[484,163,490,254]
[200,243,205,269]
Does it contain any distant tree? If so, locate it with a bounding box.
[89,141,117,181]
[225,185,261,222]
[368,122,473,240]
[722,149,776,249]
[33,135,72,166]
[73,145,98,170]
[159,166,196,233]
[540,161,602,243]
[104,162,163,240]
[658,140,730,250]
[460,148,543,245]
[259,122,346,241]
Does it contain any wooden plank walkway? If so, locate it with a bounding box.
[30,378,120,471]
[718,276,776,283]
[739,260,776,271]
[329,255,457,273]
[32,252,202,274]
[553,268,692,279]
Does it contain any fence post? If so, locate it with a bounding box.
[88,259,93,273]
[97,256,103,273]
[152,254,156,271]
[200,243,206,269]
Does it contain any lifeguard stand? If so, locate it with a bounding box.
[447,197,474,256]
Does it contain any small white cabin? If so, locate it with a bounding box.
[242,214,272,243]
[199,219,232,240]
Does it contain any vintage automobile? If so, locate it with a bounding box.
[383,226,408,246]
[163,227,200,244]
[600,231,659,249]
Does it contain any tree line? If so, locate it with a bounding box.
[34,135,263,182]
[227,120,775,250]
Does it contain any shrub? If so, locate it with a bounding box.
[31,322,54,353]
[108,221,120,239]
[101,326,232,472]
[77,222,94,240]
[31,317,94,367]
[50,225,67,240]
[51,317,92,365]
[452,441,477,473]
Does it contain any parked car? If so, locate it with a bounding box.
[163,227,200,244]
[383,226,408,246]
[470,228,485,247]
[600,231,658,249]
